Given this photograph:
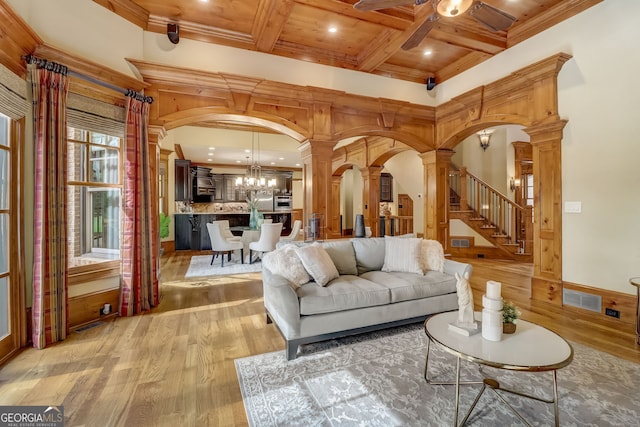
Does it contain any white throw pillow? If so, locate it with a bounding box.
[421,239,445,273]
[295,243,340,286]
[381,236,423,275]
[262,244,310,288]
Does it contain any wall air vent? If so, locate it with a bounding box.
[563,288,601,313]
[451,238,470,248]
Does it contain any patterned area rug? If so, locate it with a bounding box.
[185,255,262,278]
[235,323,640,427]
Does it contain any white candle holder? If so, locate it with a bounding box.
[482,280,503,342]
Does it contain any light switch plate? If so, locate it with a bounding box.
[564,201,582,213]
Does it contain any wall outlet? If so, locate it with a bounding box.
[605,308,620,319]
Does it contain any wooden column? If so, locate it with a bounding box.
[299,139,336,239]
[360,166,383,237]
[421,149,454,246]
[329,175,342,238]
[526,120,567,305]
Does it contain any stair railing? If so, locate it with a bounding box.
[450,167,526,245]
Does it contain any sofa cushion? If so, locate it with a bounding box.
[322,240,358,275]
[297,275,390,315]
[351,237,386,274]
[421,239,445,273]
[360,270,457,303]
[382,236,423,274]
[295,243,340,286]
[262,243,311,288]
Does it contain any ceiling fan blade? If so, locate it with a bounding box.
[468,1,516,32]
[354,0,419,12]
[401,14,439,50]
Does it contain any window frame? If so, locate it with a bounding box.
[67,127,123,273]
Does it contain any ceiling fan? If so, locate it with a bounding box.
[354,0,516,50]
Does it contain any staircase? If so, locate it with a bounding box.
[449,167,532,262]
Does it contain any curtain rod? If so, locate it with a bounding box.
[22,54,153,104]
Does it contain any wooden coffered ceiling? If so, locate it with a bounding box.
[93,0,600,85]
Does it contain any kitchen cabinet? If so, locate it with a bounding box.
[175,159,192,201]
[175,213,252,250]
[380,173,393,202]
[224,175,248,201]
[212,175,224,201]
[199,214,216,250]
[175,214,198,250]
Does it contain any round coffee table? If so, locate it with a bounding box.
[424,311,573,426]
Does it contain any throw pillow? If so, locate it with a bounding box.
[351,237,386,274]
[381,236,423,275]
[262,244,310,288]
[295,243,340,286]
[421,239,445,273]
[322,240,358,275]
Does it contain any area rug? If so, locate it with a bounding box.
[235,323,640,427]
[185,255,263,278]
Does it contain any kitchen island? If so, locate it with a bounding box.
[174,211,291,251]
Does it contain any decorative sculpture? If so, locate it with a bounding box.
[455,271,476,327]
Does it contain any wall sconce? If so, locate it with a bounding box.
[477,129,494,151]
[509,177,521,192]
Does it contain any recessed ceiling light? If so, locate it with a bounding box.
[279,157,284,160]
[295,163,301,167]
[270,162,276,165]
[209,147,215,150]
[423,50,432,56]
[244,149,251,153]
[207,158,213,161]
[328,26,337,33]
[236,160,242,163]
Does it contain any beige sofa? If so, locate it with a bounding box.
[261,237,472,360]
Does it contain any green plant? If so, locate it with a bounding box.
[502,301,521,324]
[159,212,171,239]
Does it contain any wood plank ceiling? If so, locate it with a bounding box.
[93,0,600,85]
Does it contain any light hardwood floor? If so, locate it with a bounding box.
[0,252,638,426]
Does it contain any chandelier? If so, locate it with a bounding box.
[235,132,277,191]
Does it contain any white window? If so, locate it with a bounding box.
[67,128,122,267]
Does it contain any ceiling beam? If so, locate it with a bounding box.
[357,2,435,72]
[253,0,295,52]
[429,23,506,55]
[508,0,603,47]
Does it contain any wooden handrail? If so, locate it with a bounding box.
[450,167,527,245]
[380,215,413,236]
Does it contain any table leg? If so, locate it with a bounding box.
[636,288,640,345]
[454,356,460,427]
[553,370,559,427]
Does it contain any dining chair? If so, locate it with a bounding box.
[213,219,241,242]
[263,218,273,224]
[207,222,244,267]
[249,222,283,263]
[279,219,302,242]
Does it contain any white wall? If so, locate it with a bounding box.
[383,151,425,234]
[10,0,640,294]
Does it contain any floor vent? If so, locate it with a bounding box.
[451,238,470,248]
[74,321,105,333]
[563,288,601,313]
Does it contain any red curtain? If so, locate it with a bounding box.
[119,94,159,316]
[28,62,69,349]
